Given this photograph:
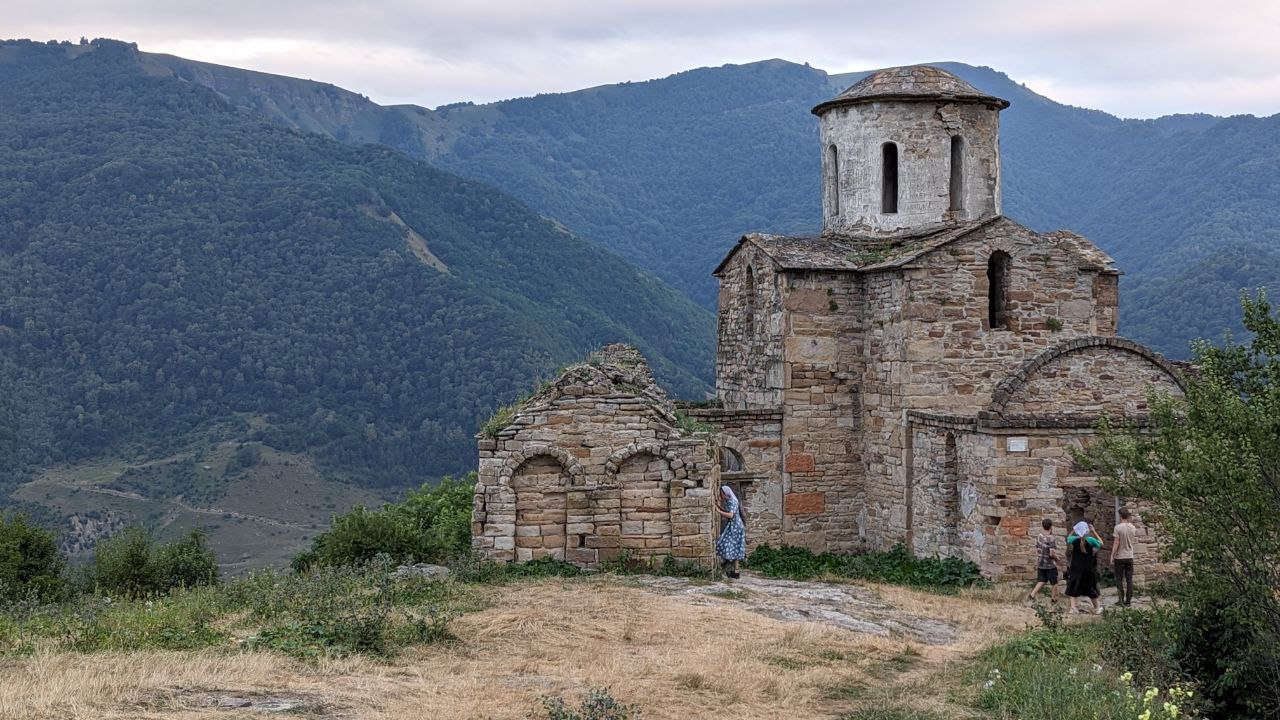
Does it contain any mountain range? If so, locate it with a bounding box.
[3,36,1278,567]
[0,39,712,566]
[147,50,1280,355]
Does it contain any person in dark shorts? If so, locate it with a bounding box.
[1110,508,1137,606]
[1028,517,1060,604]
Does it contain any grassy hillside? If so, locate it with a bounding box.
[154,51,1280,356]
[0,39,715,553]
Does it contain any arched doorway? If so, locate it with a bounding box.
[616,452,672,562]
[512,454,569,561]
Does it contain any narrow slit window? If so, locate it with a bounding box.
[949,136,965,212]
[743,265,756,329]
[827,144,840,216]
[881,142,898,214]
[987,250,1011,330]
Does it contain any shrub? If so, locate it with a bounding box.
[1094,606,1186,691]
[450,553,583,584]
[747,544,983,591]
[976,627,1131,719]
[0,513,66,602]
[539,688,639,720]
[91,527,219,596]
[152,529,219,589]
[1078,292,1280,714]
[300,473,475,569]
[599,551,716,579]
[235,559,460,660]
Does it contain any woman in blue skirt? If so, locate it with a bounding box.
[715,485,746,579]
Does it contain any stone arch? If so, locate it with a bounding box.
[986,336,1186,416]
[497,445,585,486]
[605,441,679,478]
[509,449,572,562]
[612,448,675,562]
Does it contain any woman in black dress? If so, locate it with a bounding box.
[1065,520,1104,614]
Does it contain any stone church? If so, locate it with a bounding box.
[472,65,1184,581]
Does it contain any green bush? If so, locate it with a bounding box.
[1093,606,1186,691]
[747,544,983,591]
[91,527,219,596]
[299,473,475,569]
[1079,292,1280,715]
[599,551,715,579]
[450,553,583,584]
[234,559,460,660]
[976,627,1131,719]
[539,688,639,720]
[0,513,66,602]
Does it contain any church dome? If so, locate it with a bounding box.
[813,65,1010,115]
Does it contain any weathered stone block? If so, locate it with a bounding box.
[785,492,827,515]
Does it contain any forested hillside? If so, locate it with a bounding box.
[0,39,715,502]
[156,53,1280,356]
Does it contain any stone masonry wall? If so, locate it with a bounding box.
[716,248,785,409]
[996,344,1181,417]
[474,348,716,568]
[860,219,1124,549]
[777,270,866,552]
[820,100,1002,233]
[680,407,784,551]
[914,426,1173,583]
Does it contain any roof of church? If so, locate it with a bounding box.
[713,216,1117,275]
[813,65,1010,115]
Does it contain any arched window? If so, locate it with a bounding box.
[949,136,965,212]
[827,144,840,217]
[721,447,745,473]
[987,250,1011,330]
[881,142,899,214]
[743,265,756,329]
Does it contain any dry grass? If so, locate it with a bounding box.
[0,576,1041,720]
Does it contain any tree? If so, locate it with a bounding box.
[1080,291,1280,716]
[0,513,65,601]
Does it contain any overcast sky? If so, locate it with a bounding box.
[9,1,1280,118]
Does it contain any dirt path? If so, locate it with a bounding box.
[45,479,314,531]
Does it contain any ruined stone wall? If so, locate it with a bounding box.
[777,270,867,552]
[474,391,715,568]
[716,247,785,409]
[680,407,784,551]
[909,419,1171,582]
[860,219,1123,548]
[820,100,1001,233]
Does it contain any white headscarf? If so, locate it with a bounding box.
[720,485,739,507]
[1072,520,1090,538]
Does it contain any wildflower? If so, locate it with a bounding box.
[1120,671,1134,684]
[983,679,995,690]
[1139,711,1151,720]
[1144,687,1160,704]
[1164,701,1180,718]
[1092,663,1103,673]
[1069,667,1078,676]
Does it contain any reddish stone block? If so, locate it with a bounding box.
[784,492,826,515]
[784,453,815,473]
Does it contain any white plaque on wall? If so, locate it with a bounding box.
[1007,436,1029,453]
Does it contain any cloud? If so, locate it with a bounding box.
[9,0,1280,117]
